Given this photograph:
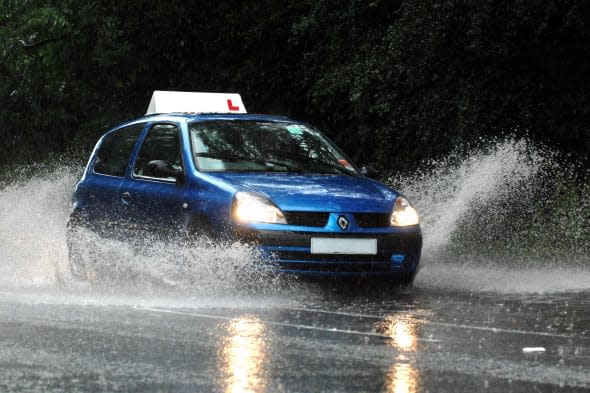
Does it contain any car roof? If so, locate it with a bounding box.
[100,113,313,143]
[130,112,296,124]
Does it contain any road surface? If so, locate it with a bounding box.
[0,281,587,392]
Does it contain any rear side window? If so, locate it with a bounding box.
[94,123,145,177]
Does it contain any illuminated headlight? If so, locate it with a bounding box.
[232,192,287,224]
[391,196,419,226]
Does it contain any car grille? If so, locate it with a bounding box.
[284,212,329,227]
[283,212,391,228]
[353,213,391,228]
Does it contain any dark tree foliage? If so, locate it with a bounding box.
[1,0,589,171]
[291,0,590,169]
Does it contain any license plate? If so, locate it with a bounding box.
[311,238,377,255]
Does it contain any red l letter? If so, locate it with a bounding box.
[227,99,240,111]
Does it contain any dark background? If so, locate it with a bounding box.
[1,0,589,172]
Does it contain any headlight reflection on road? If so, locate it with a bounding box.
[389,362,418,393]
[377,314,422,393]
[386,316,417,351]
[218,315,267,393]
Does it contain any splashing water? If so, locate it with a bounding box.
[0,166,74,288]
[389,138,590,292]
[65,226,281,295]
[393,139,548,253]
[0,139,588,298]
[0,162,293,303]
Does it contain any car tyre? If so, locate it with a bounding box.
[66,221,97,281]
[399,271,416,287]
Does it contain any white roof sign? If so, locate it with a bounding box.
[146,91,247,115]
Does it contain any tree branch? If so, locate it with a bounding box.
[18,35,64,50]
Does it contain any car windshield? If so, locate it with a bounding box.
[189,121,358,175]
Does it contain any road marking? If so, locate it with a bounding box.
[522,347,546,353]
[281,306,578,339]
[136,306,440,341]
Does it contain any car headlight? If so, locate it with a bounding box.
[232,192,287,224]
[391,196,419,226]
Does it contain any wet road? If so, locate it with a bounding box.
[1,142,589,391]
[0,285,588,393]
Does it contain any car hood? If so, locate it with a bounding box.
[207,173,398,212]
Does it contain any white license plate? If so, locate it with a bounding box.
[310,238,377,255]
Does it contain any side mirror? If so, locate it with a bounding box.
[360,165,379,179]
[146,160,184,183]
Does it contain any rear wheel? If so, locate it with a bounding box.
[66,221,97,281]
[67,240,90,280]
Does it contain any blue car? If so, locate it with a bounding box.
[68,92,422,283]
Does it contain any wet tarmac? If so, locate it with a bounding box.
[1,145,588,392]
[0,285,588,392]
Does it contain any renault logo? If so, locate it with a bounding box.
[337,215,350,230]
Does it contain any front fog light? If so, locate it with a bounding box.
[232,192,287,224]
[391,196,419,226]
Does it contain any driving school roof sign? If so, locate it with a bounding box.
[146,91,247,115]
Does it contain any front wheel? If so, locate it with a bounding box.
[399,271,416,287]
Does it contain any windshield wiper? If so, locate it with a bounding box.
[195,152,303,172]
[308,157,354,175]
[268,149,355,176]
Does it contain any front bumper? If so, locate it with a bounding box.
[236,228,422,278]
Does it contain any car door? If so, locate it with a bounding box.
[76,122,146,235]
[119,122,189,239]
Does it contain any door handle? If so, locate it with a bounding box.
[121,192,131,201]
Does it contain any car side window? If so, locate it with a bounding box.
[133,123,183,179]
[94,123,145,177]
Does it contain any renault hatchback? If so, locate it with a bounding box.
[68,92,422,283]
